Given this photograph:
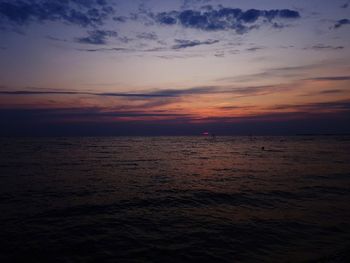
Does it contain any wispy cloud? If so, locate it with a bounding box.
[136,32,158,41]
[76,30,118,45]
[46,35,68,42]
[333,19,350,29]
[217,65,314,83]
[172,39,219,49]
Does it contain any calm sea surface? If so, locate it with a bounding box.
[0,136,350,263]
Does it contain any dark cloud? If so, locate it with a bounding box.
[172,39,219,49]
[77,47,132,52]
[76,40,217,53]
[0,88,222,98]
[113,16,127,22]
[0,90,169,98]
[334,19,350,29]
[317,89,345,94]
[0,0,114,28]
[217,105,254,110]
[117,36,133,43]
[0,107,191,125]
[206,107,350,133]
[271,22,289,29]
[98,92,170,98]
[149,86,217,96]
[2,102,350,136]
[246,46,265,52]
[0,90,81,95]
[301,89,346,96]
[269,100,350,112]
[77,46,168,53]
[307,44,344,50]
[341,2,349,8]
[307,76,350,81]
[156,54,204,59]
[76,30,118,45]
[154,7,300,34]
[137,85,281,98]
[0,87,218,98]
[157,13,177,25]
[0,84,281,99]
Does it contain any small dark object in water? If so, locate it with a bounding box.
[262,147,265,151]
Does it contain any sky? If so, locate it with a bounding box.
[0,0,349,136]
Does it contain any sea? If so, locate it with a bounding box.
[0,136,349,263]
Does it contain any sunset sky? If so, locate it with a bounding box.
[0,0,349,135]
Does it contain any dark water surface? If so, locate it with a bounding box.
[0,136,350,263]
